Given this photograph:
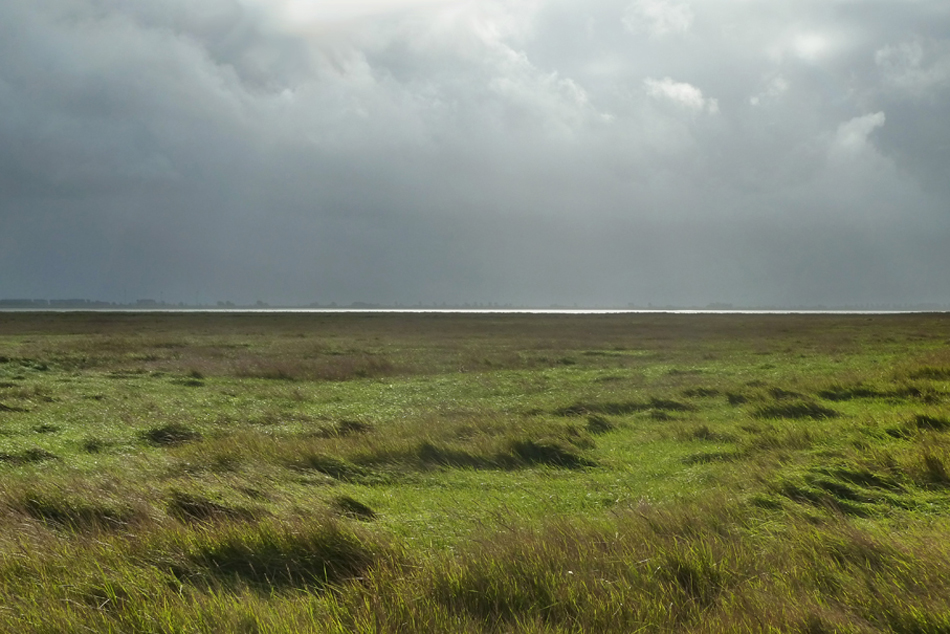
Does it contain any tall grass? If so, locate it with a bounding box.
[1,311,950,631]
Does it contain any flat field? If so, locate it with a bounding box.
[2,311,950,632]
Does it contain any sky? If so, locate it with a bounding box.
[1,0,949,307]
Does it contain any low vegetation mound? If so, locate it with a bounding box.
[378,437,597,472]
[506,439,595,469]
[290,454,372,482]
[818,382,938,403]
[0,448,58,465]
[585,414,615,435]
[908,366,950,380]
[142,423,202,446]
[14,491,137,530]
[681,387,720,398]
[555,398,693,417]
[331,495,377,521]
[912,414,950,432]
[179,521,382,591]
[753,401,839,420]
[310,419,374,438]
[166,491,257,524]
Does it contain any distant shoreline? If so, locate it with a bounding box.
[1,308,948,315]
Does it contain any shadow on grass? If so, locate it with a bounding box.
[885,414,950,439]
[16,491,137,530]
[818,383,940,403]
[291,454,374,483]
[681,387,720,398]
[0,448,58,465]
[142,423,202,446]
[682,451,744,465]
[585,414,615,435]
[908,366,950,381]
[291,436,599,480]
[554,398,693,417]
[413,439,596,470]
[913,414,950,432]
[179,521,381,592]
[309,419,374,439]
[753,401,839,420]
[417,437,597,470]
[331,495,377,521]
[507,440,596,469]
[166,491,259,524]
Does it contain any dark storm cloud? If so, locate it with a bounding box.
[1,0,948,306]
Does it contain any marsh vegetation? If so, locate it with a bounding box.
[1,311,950,632]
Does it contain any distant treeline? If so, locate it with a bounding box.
[0,299,119,308]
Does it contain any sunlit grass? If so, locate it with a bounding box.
[1,311,950,631]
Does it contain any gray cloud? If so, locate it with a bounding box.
[1,0,948,306]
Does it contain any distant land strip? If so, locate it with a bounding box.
[1,298,949,312]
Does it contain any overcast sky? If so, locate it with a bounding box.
[1,0,948,306]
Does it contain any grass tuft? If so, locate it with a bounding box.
[311,419,374,438]
[913,414,950,432]
[679,423,736,443]
[181,520,382,591]
[0,448,58,464]
[660,541,727,608]
[768,387,802,400]
[14,490,136,530]
[80,437,108,453]
[415,441,487,469]
[291,453,371,482]
[507,439,595,469]
[922,453,950,486]
[753,401,839,420]
[166,491,258,524]
[682,387,720,398]
[908,366,950,381]
[585,414,615,435]
[142,423,202,446]
[726,392,749,405]
[818,382,938,403]
[682,451,743,465]
[555,397,692,417]
[331,495,377,521]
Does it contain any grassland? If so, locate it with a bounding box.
[1,311,950,632]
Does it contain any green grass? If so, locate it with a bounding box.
[1,311,950,631]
